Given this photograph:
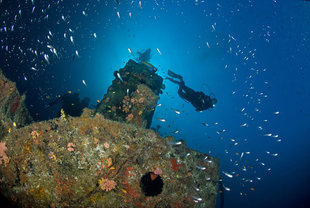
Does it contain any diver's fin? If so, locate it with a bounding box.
[168,70,183,79]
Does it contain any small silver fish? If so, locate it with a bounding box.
[44,54,49,64]
[116,72,123,82]
[240,152,244,159]
[223,185,230,191]
[82,80,87,87]
[184,153,190,157]
[168,141,182,145]
[191,196,203,202]
[75,50,79,57]
[70,36,74,44]
[196,166,206,170]
[157,48,162,55]
[173,109,180,114]
[217,129,226,134]
[222,171,233,178]
[206,42,210,48]
[157,118,166,122]
[52,48,58,57]
[193,186,200,191]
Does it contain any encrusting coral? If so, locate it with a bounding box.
[0,63,220,208]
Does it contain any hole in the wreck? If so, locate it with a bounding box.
[140,172,164,197]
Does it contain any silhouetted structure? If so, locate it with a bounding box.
[48,93,90,117]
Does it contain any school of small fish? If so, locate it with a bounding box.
[0,0,283,202]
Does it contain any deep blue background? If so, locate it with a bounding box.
[1,0,310,207]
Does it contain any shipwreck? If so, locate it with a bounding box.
[0,59,219,208]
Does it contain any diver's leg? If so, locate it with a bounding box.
[178,86,186,100]
[166,77,181,85]
[168,70,183,80]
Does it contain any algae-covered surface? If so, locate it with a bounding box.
[1,109,219,208]
[0,67,219,208]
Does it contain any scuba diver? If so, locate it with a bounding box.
[46,92,90,117]
[166,70,217,111]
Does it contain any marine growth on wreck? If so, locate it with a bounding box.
[0,61,220,208]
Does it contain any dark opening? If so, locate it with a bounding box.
[140,172,164,197]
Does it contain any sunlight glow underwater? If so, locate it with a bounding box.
[1,0,309,207]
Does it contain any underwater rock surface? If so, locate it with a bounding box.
[0,70,32,139]
[0,65,219,208]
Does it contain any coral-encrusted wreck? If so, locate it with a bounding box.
[0,61,220,208]
[96,59,164,128]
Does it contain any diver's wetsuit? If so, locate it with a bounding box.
[167,70,216,111]
[48,93,90,117]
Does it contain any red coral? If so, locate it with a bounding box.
[124,166,134,178]
[170,158,183,171]
[124,183,140,199]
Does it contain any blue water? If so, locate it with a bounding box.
[1,0,310,207]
